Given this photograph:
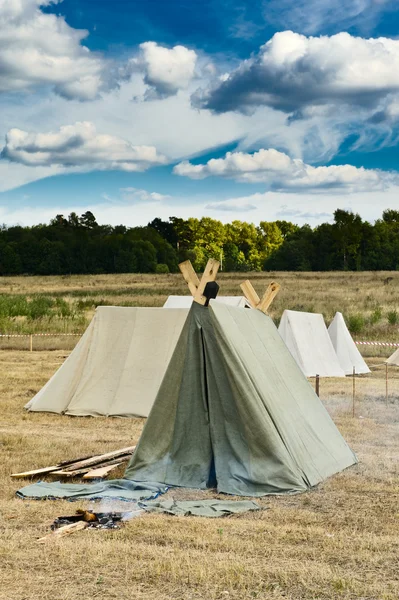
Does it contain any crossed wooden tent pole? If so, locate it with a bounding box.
[179,258,220,306]
[240,279,281,314]
[178,259,280,314]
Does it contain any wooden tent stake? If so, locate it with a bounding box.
[240,280,281,314]
[386,363,388,404]
[178,259,220,306]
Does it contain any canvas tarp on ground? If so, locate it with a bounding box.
[25,306,188,417]
[328,312,370,375]
[125,301,356,496]
[278,310,346,378]
[386,347,399,366]
[17,479,168,502]
[163,295,251,308]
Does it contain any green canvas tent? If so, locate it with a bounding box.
[125,301,357,496]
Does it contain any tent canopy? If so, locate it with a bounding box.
[26,306,188,417]
[278,310,346,378]
[386,347,399,366]
[328,312,370,375]
[125,301,356,496]
[163,295,251,308]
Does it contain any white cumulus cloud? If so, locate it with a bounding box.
[1,121,167,171]
[0,0,107,100]
[127,41,197,99]
[193,30,399,115]
[174,148,398,192]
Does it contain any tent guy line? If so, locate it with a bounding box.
[0,333,82,337]
[0,332,397,346]
[355,340,399,347]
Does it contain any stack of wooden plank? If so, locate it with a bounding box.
[11,446,136,480]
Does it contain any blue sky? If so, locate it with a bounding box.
[1,0,399,227]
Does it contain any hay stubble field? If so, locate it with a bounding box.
[1,272,399,599]
[1,271,399,351]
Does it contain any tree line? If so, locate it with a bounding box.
[0,209,398,275]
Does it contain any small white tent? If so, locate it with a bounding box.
[163,295,251,308]
[328,312,370,375]
[386,347,399,366]
[25,306,188,417]
[278,310,346,378]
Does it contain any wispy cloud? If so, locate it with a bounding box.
[276,205,333,220]
[119,187,171,202]
[263,0,395,35]
[2,186,399,229]
[205,201,257,212]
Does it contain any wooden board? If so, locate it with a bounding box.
[51,467,91,477]
[37,521,88,543]
[11,449,123,478]
[11,466,62,478]
[60,446,136,472]
[53,457,128,478]
[51,454,132,477]
[12,446,135,479]
[83,463,122,480]
[194,259,220,305]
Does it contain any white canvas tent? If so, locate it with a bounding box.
[278,310,346,378]
[328,312,370,375]
[386,347,399,366]
[163,295,251,308]
[25,306,188,417]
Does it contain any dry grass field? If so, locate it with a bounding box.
[1,272,399,599]
[0,271,399,353]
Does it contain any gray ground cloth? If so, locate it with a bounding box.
[139,499,260,517]
[16,479,168,502]
[16,481,260,518]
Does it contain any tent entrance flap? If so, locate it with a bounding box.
[207,456,217,488]
[200,325,217,489]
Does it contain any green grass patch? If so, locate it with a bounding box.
[346,313,365,334]
[387,310,399,325]
[370,306,383,325]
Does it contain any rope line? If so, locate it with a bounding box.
[355,341,399,347]
[0,334,397,346]
[0,333,82,338]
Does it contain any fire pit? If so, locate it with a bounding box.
[51,509,134,531]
